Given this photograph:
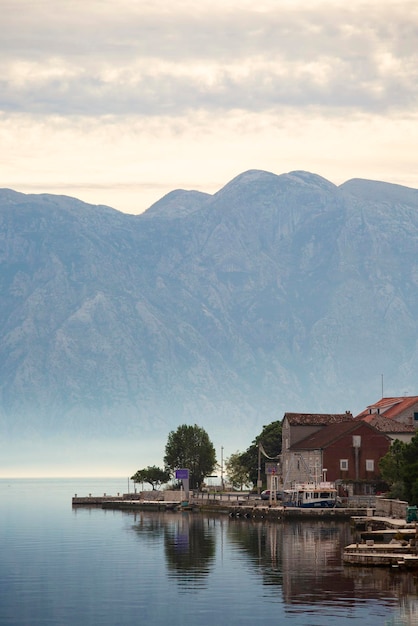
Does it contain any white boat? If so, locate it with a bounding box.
[283,481,337,508]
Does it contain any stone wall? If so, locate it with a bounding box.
[137,490,183,502]
[375,497,408,519]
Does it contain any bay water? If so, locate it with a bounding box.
[1,478,417,625]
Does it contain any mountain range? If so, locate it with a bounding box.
[1,170,418,449]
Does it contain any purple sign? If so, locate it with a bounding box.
[175,469,189,480]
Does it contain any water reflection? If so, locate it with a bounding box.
[280,521,355,607]
[164,515,216,588]
[130,510,168,545]
[386,598,418,625]
[226,518,418,609]
[6,479,418,626]
[131,512,216,589]
[129,511,418,613]
[226,518,284,588]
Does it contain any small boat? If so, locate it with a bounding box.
[283,481,338,508]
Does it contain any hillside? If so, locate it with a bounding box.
[1,170,418,447]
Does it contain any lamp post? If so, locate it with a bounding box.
[221,446,224,491]
[257,443,261,495]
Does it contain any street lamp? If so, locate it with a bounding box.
[257,443,261,495]
[221,446,224,490]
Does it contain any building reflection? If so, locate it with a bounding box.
[344,564,418,595]
[386,598,418,625]
[226,517,418,608]
[281,521,356,605]
[130,510,417,607]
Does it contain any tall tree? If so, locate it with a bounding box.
[239,420,282,487]
[131,466,170,490]
[164,424,217,490]
[379,440,407,489]
[225,451,252,490]
[379,433,418,504]
[401,432,418,505]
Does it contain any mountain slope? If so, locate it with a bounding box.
[1,171,418,443]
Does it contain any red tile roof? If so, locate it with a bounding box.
[284,412,353,426]
[359,414,415,433]
[290,420,390,450]
[355,396,418,419]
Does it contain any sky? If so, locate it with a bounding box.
[1,0,417,214]
[0,436,166,478]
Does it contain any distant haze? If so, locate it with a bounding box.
[1,169,418,475]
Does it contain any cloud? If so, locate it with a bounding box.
[2,107,418,214]
[1,0,418,213]
[1,1,418,116]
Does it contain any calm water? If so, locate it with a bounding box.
[1,479,417,626]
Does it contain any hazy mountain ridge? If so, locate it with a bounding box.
[1,170,418,441]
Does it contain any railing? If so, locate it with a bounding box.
[192,492,252,503]
[342,496,376,508]
[191,492,377,508]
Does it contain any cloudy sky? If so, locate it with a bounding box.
[1,0,417,214]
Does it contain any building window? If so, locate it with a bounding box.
[340,459,348,471]
[366,459,374,472]
[414,413,418,422]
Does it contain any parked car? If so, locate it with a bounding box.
[261,490,282,501]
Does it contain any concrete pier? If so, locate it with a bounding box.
[343,543,418,568]
[72,494,374,520]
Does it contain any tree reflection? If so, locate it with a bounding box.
[226,520,283,587]
[129,511,418,609]
[130,511,169,544]
[130,511,216,589]
[164,515,216,590]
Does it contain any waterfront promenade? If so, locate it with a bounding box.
[71,491,376,520]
